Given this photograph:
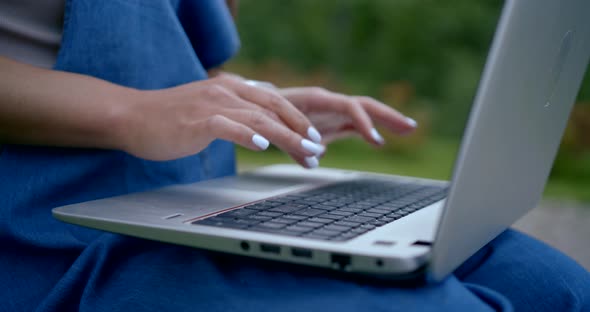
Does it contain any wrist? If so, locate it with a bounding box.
[100,87,142,153]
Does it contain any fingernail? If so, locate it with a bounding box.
[370,128,385,145]
[307,126,322,144]
[304,156,319,169]
[252,134,270,150]
[301,139,325,155]
[406,117,418,128]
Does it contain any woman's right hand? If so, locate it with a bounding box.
[120,75,325,168]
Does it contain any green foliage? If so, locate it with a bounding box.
[235,0,503,136]
[232,0,590,201]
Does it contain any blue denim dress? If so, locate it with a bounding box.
[1,1,589,311]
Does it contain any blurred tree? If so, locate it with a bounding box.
[234,0,505,136]
[231,0,590,200]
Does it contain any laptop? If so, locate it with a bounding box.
[53,0,590,282]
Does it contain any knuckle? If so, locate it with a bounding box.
[248,111,269,126]
[265,92,285,111]
[204,84,229,98]
[348,98,363,111]
[310,87,328,97]
[215,74,236,84]
[262,110,280,122]
[357,96,374,103]
[206,114,225,132]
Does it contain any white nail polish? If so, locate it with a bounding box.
[406,117,418,128]
[307,126,322,144]
[304,156,319,169]
[370,128,385,144]
[301,139,325,155]
[252,134,270,150]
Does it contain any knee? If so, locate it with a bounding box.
[464,229,590,311]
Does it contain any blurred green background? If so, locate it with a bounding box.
[227,0,590,202]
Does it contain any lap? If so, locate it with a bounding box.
[457,229,590,312]
[29,230,590,311]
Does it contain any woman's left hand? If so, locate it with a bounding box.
[278,87,417,146]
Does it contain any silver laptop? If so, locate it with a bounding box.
[53,0,590,282]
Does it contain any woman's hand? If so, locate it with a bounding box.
[122,76,417,167]
[121,75,326,168]
[278,87,417,146]
[0,57,414,169]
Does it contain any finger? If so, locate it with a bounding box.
[320,126,359,145]
[296,155,321,169]
[197,82,294,126]
[355,96,417,134]
[200,85,324,159]
[323,133,359,147]
[223,109,325,165]
[307,113,352,135]
[216,76,323,144]
[306,92,384,146]
[307,112,358,144]
[199,115,270,152]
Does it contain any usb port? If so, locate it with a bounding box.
[260,243,281,254]
[331,253,351,270]
[291,248,313,258]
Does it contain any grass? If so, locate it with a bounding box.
[237,138,590,203]
[238,138,455,179]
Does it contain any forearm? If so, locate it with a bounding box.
[0,56,135,150]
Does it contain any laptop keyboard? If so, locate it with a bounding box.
[192,180,448,242]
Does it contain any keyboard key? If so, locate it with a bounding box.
[271,217,300,225]
[231,218,261,226]
[320,201,345,208]
[375,203,405,210]
[350,227,370,234]
[307,217,334,224]
[190,179,447,242]
[285,225,314,233]
[295,221,324,229]
[246,215,273,222]
[222,208,257,217]
[357,212,384,218]
[359,223,377,230]
[322,224,350,232]
[318,213,346,220]
[294,208,325,217]
[193,218,225,226]
[301,233,334,240]
[388,212,404,218]
[346,203,374,209]
[341,232,363,239]
[222,223,250,229]
[257,211,283,218]
[311,204,338,211]
[330,210,355,217]
[249,227,284,234]
[333,221,362,227]
[243,203,270,210]
[331,232,361,241]
[266,198,291,205]
[283,194,306,200]
[269,204,308,213]
[369,219,388,226]
[340,206,365,213]
[282,214,308,221]
[343,215,374,224]
[379,216,395,223]
[365,208,392,214]
[309,229,341,237]
[255,222,287,230]
[295,198,323,205]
